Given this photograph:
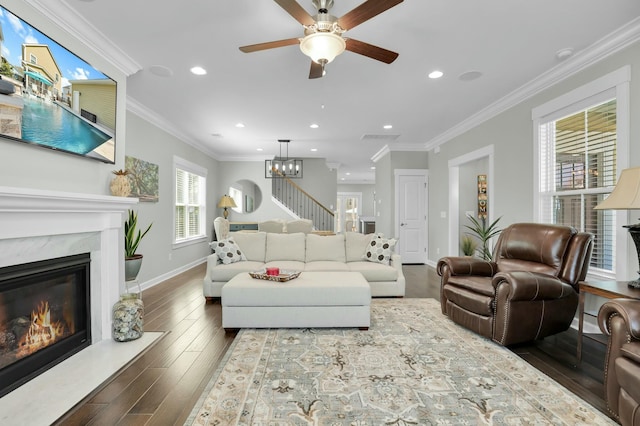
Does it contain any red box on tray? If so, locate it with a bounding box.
[266,267,280,276]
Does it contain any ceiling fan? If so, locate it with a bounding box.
[239,0,403,79]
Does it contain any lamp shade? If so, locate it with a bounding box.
[594,167,640,210]
[299,32,346,64]
[217,195,237,209]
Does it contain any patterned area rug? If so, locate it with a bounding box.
[185,298,614,425]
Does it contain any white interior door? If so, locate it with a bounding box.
[395,170,428,263]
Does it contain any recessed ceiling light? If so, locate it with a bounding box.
[256,148,263,151]
[370,166,376,170]
[235,123,245,128]
[310,123,319,129]
[341,178,345,181]
[310,148,318,152]
[190,66,207,75]
[428,70,444,79]
[346,172,351,176]
[383,124,393,130]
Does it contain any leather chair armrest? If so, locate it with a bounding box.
[491,271,573,301]
[436,257,497,277]
[598,298,640,339]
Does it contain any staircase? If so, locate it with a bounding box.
[271,174,334,231]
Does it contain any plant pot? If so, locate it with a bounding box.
[125,254,143,281]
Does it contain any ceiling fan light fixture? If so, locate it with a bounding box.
[300,32,346,64]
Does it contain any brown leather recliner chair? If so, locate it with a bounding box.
[598,299,640,425]
[437,223,594,346]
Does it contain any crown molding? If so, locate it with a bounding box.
[371,143,429,162]
[126,96,220,159]
[24,0,141,76]
[425,16,640,150]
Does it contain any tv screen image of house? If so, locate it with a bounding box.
[0,5,117,164]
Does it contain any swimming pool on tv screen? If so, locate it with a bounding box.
[21,97,111,155]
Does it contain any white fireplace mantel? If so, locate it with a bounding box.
[0,185,138,342]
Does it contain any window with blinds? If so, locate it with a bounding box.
[174,158,207,243]
[538,99,617,274]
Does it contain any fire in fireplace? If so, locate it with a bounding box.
[0,253,91,397]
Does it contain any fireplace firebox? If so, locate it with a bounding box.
[0,253,91,397]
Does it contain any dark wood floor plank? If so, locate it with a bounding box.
[129,350,200,414]
[55,263,610,424]
[85,368,165,425]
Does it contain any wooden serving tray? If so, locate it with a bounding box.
[249,270,301,282]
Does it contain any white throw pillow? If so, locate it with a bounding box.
[363,236,397,265]
[210,238,247,265]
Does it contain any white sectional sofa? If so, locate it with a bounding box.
[203,231,405,301]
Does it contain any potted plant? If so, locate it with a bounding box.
[124,209,152,282]
[460,235,478,256]
[464,216,502,260]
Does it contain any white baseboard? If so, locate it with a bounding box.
[137,257,207,292]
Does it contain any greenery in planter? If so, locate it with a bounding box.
[464,215,502,260]
[124,209,153,258]
[460,235,478,256]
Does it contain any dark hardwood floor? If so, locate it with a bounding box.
[55,263,611,425]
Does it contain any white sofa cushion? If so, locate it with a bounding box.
[230,231,267,262]
[264,260,306,271]
[304,261,349,272]
[347,261,398,282]
[345,232,375,262]
[265,233,306,262]
[305,234,346,262]
[210,260,266,282]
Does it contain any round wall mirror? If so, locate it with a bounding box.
[229,180,262,214]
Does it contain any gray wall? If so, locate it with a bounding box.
[337,184,376,218]
[0,1,221,287]
[374,151,429,237]
[427,41,640,278]
[124,113,219,284]
[0,0,128,193]
[217,158,337,223]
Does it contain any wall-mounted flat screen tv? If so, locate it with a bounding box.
[0,5,116,164]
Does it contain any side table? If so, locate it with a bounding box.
[576,280,640,363]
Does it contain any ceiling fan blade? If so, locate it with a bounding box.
[338,0,403,30]
[345,38,398,64]
[309,61,323,79]
[274,0,315,26]
[239,38,300,53]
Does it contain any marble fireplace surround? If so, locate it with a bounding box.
[0,185,138,342]
[0,186,164,424]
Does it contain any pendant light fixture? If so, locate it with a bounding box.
[265,140,303,178]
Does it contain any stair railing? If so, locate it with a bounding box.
[271,171,334,231]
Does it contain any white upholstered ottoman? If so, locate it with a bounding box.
[221,271,371,330]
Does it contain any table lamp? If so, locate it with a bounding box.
[217,194,236,219]
[594,166,640,288]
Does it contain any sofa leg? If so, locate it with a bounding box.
[204,296,217,304]
[224,328,239,334]
[359,327,369,331]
